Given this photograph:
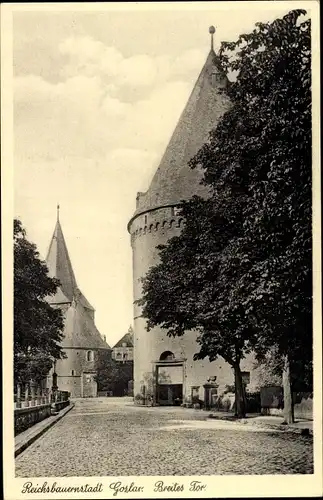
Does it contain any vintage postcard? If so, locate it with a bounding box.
[1,1,322,499]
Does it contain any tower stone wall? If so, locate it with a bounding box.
[50,347,101,398]
[129,209,258,401]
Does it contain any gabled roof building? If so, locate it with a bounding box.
[112,326,134,362]
[46,208,110,398]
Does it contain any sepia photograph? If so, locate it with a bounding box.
[1,1,322,498]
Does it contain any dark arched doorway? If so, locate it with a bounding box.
[156,352,183,406]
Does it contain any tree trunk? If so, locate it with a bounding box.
[233,363,246,418]
[282,354,294,424]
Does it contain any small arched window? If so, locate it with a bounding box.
[71,369,75,376]
[159,351,175,361]
[87,350,93,362]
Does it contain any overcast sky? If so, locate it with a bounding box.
[13,3,297,347]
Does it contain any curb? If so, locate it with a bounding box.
[15,402,75,457]
[208,414,313,436]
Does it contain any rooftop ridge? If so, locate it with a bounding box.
[113,327,134,348]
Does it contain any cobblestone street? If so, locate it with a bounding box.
[15,398,313,476]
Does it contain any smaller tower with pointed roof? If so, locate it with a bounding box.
[46,207,111,398]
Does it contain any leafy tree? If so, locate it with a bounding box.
[139,10,311,421]
[96,350,119,393]
[253,347,283,389]
[115,361,133,396]
[14,219,65,385]
[213,8,312,423]
[139,197,255,417]
[96,350,133,396]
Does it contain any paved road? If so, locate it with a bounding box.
[15,398,313,476]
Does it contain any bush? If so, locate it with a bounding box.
[213,393,234,411]
[134,393,144,405]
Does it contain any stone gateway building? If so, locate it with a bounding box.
[46,210,111,397]
[128,33,259,406]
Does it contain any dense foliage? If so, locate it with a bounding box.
[215,8,312,375]
[139,10,312,419]
[14,219,65,384]
[96,350,133,396]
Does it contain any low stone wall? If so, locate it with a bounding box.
[260,387,313,420]
[294,392,313,420]
[51,400,70,413]
[15,404,52,435]
[97,391,113,397]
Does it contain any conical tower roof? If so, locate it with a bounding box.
[62,299,111,349]
[130,41,230,224]
[45,208,110,350]
[46,211,78,302]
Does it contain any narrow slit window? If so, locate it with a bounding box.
[241,371,250,385]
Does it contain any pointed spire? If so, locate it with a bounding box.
[45,209,110,350]
[209,25,215,52]
[46,212,77,301]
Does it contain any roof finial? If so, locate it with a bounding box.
[209,25,215,51]
[57,203,60,221]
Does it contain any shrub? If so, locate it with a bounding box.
[213,392,234,411]
[134,393,144,405]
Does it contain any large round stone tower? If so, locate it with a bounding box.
[128,32,255,405]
